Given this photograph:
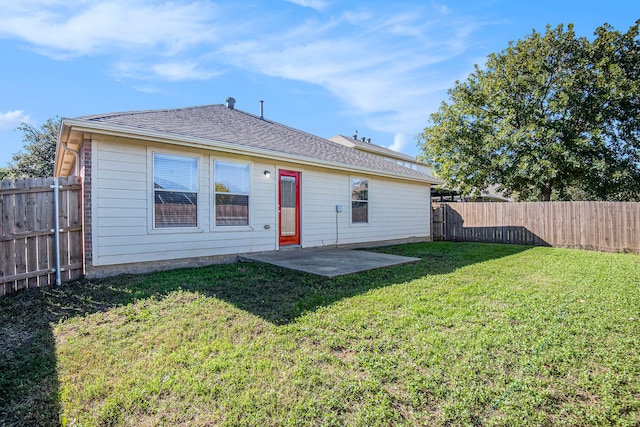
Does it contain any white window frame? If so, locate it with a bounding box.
[211,158,252,230]
[148,149,203,234]
[350,176,370,225]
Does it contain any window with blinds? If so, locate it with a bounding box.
[153,153,198,228]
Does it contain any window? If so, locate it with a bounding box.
[153,153,198,228]
[351,178,368,223]
[214,161,250,226]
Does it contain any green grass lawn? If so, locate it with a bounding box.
[1,242,639,426]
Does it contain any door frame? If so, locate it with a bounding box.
[278,169,301,246]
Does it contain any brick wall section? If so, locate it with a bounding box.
[80,140,92,268]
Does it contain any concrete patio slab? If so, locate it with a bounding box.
[239,248,421,278]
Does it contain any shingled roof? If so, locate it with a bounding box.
[58,103,440,183]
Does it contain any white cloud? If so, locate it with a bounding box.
[131,84,161,94]
[434,3,452,15]
[0,1,219,57]
[0,1,234,82]
[0,110,30,130]
[388,133,408,152]
[221,6,479,133]
[285,0,329,10]
[0,1,485,133]
[114,60,224,82]
[151,62,220,81]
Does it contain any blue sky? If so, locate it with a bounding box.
[0,0,637,167]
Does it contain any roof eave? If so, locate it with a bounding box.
[55,120,83,177]
[61,119,443,185]
[53,122,68,177]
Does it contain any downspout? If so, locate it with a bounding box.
[52,178,62,286]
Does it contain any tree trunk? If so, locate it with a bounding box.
[541,185,552,201]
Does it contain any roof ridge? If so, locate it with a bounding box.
[78,104,225,121]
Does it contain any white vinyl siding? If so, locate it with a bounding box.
[301,166,430,248]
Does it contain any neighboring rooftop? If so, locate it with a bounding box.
[329,134,418,163]
[57,102,441,184]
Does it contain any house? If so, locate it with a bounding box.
[54,98,442,277]
[328,134,433,175]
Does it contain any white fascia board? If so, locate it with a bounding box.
[62,119,443,185]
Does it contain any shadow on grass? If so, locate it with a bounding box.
[0,292,60,426]
[0,241,530,425]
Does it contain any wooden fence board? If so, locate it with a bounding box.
[26,178,38,288]
[67,181,82,281]
[59,179,68,282]
[431,204,444,241]
[14,180,27,291]
[37,178,52,287]
[433,201,640,253]
[2,179,16,295]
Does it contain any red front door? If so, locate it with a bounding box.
[278,170,300,246]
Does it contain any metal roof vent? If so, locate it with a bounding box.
[225,97,236,109]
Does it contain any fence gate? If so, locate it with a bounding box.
[1,177,83,297]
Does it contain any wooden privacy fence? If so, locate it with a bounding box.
[1,177,82,297]
[432,201,640,253]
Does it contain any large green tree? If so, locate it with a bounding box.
[419,21,640,201]
[5,117,60,178]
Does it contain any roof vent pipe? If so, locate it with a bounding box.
[260,100,264,119]
[226,97,236,109]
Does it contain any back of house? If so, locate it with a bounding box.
[55,99,441,277]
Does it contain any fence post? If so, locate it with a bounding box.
[52,178,61,286]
